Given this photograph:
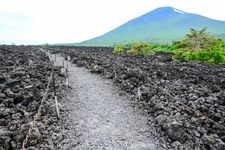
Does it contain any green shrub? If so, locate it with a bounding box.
[149,43,173,52]
[174,50,225,64]
[197,50,210,61]
[173,28,225,64]
[139,47,152,55]
[127,48,138,55]
[127,42,150,55]
[209,50,225,64]
[173,50,188,60]
[185,51,197,60]
[114,44,124,55]
[209,39,225,51]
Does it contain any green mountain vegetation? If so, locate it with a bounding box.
[76,6,225,46]
[114,28,225,64]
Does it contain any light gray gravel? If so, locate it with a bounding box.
[54,54,165,150]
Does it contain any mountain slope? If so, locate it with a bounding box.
[80,7,225,46]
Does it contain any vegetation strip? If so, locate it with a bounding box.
[114,28,225,64]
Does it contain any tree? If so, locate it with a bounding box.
[173,28,225,64]
[184,28,213,50]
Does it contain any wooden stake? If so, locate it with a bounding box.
[55,96,60,118]
[66,64,69,73]
[65,78,69,88]
[52,69,60,119]
[137,87,141,101]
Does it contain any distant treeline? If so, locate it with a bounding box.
[114,28,225,64]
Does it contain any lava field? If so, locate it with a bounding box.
[48,46,225,150]
[0,45,66,149]
[1,45,225,150]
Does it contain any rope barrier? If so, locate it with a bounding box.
[21,72,52,150]
[21,48,58,149]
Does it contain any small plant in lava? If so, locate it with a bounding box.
[114,44,124,55]
[127,42,152,55]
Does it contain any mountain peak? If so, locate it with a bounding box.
[172,7,185,14]
[137,6,185,22]
[83,6,225,46]
[151,6,185,14]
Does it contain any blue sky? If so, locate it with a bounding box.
[0,0,224,44]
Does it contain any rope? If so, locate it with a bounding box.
[21,72,52,150]
[20,48,54,150]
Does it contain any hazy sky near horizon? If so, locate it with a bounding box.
[0,0,224,44]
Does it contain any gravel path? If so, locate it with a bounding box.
[54,55,164,150]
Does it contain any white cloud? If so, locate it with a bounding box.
[0,0,224,44]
